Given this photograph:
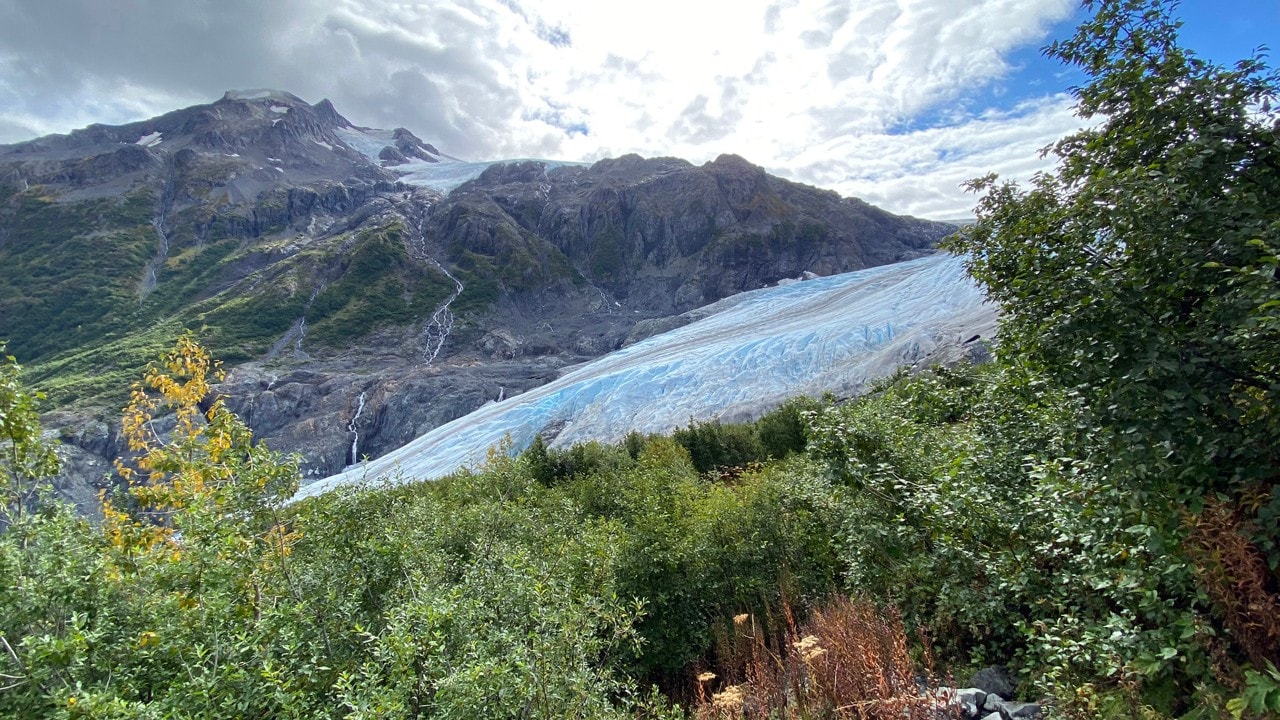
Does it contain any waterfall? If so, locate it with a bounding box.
[347,391,367,465]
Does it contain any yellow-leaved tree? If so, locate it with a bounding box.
[2,334,324,718]
[105,332,301,608]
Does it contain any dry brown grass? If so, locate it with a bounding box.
[692,596,957,719]
[1184,494,1280,672]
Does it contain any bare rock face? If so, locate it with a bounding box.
[214,356,564,479]
[477,329,524,358]
[434,152,950,318]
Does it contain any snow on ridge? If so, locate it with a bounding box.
[294,253,996,501]
[225,89,295,102]
[333,126,582,193]
[333,126,396,162]
[397,157,587,193]
[135,131,162,147]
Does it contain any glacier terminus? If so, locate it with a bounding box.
[295,253,996,500]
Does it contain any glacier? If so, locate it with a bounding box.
[294,253,997,500]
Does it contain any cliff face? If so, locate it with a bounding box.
[438,154,946,316]
[0,92,955,509]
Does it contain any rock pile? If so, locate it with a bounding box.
[938,666,1044,720]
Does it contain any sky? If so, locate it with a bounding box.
[0,1,1275,220]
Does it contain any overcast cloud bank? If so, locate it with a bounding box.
[0,0,1084,218]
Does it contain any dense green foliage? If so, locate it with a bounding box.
[0,343,843,718]
[947,0,1280,546]
[0,190,156,365]
[5,346,1273,718]
[808,364,1230,715]
[941,0,1280,712]
[0,346,61,528]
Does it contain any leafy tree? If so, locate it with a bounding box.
[1,334,310,718]
[523,433,556,486]
[948,0,1280,543]
[945,0,1280,710]
[754,396,820,460]
[0,344,60,526]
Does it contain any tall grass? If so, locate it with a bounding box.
[692,596,957,719]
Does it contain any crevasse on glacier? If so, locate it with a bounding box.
[294,253,996,500]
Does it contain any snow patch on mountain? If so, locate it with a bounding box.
[224,89,299,102]
[398,157,586,192]
[333,126,401,162]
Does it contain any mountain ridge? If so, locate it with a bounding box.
[0,90,959,510]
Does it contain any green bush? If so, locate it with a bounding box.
[754,396,820,460]
[672,418,763,474]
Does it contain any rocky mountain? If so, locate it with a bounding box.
[0,90,956,509]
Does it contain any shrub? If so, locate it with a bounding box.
[673,418,764,474]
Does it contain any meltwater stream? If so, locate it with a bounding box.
[294,253,995,500]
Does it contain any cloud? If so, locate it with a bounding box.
[0,0,1081,218]
[800,95,1086,219]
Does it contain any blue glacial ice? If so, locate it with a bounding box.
[294,253,997,500]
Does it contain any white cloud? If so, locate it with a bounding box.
[806,95,1085,218]
[0,0,1081,218]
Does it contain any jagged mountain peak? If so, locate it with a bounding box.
[0,91,602,200]
[212,90,357,136]
[0,91,421,199]
[311,98,351,129]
